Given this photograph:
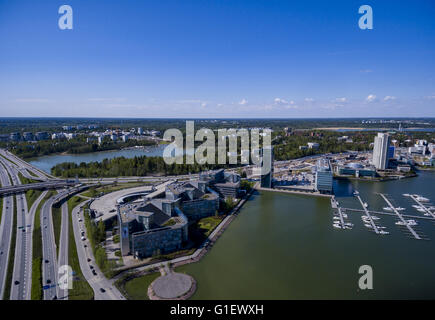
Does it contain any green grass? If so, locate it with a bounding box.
[31,190,56,300]
[197,215,224,237]
[52,202,62,257]
[3,196,17,300]
[80,182,149,198]
[119,272,160,300]
[25,189,43,211]
[67,196,94,300]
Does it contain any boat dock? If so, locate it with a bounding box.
[331,197,347,229]
[407,194,435,218]
[355,194,380,234]
[378,193,422,240]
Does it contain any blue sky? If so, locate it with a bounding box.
[0,0,434,118]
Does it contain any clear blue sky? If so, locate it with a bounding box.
[0,0,434,118]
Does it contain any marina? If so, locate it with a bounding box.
[331,190,434,240]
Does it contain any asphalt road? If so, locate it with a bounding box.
[0,161,14,299]
[41,193,59,300]
[25,190,48,300]
[0,149,52,180]
[71,201,125,300]
[57,200,69,300]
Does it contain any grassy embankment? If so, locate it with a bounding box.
[31,190,56,300]
[115,271,160,300]
[67,196,94,300]
[80,182,149,198]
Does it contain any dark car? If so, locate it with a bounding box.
[87,258,91,262]
[45,260,49,263]
[92,270,97,276]
[84,244,87,248]
[14,280,20,285]
[90,265,94,269]
[99,288,106,293]
[46,279,51,284]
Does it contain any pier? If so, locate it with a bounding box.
[355,194,380,234]
[378,193,421,240]
[331,197,347,228]
[408,194,435,218]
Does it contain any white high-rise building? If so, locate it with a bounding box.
[372,133,391,170]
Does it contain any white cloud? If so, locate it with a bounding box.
[335,97,347,103]
[304,98,314,102]
[239,98,248,105]
[274,97,288,104]
[383,96,396,101]
[365,94,377,102]
[425,95,435,100]
[360,69,373,73]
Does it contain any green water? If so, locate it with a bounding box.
[178,171,435,299]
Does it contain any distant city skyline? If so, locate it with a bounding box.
[0,0,434,118]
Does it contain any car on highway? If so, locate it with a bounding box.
[92,270,97,276]
[46,279,51,284]
[45,259,49,263]
[99,288,106,293]
[87,258,91,262]
[14,280,19,285]
[81,236,86,241]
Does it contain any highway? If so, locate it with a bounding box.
[71,201,125,300]
[0,161,14,299]
[25,190,48,300]
[41,185,92,300]
[41,192,60,300]
[57,200,69,300]
[0,149,53,180]
[0,180,77,196]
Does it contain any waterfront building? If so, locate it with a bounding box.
[9,132,21,141]
[118,199,188,258]
[137,127,143,135]
[372,133,391,170]
[315,158,333,194]
[260,146,274,189]
[22,132,34,141]
[35,131,50,141]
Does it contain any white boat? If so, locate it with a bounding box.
[406,219,417,226]
[412,205,421,209]
[372,216,380,220]
[383,207,393,211]
[379,230,389,235]
[417,208,426,213]
[333,224,342,229]
[403,193,410,197]
[345,223,354,227]
[395,207,405,211]
[395,221,406,225]
[416,196,430,202]
[363,202,368,208]
[364,224,373,228]
[342,214,348,218]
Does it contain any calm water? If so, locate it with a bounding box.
[178,171,435,299]
[28,145,166,173]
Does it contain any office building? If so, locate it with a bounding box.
[372,133,391,170]
[315,158,333,194]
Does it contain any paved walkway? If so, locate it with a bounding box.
[148,271,196,300]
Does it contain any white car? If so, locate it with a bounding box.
[81,236,86,241]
